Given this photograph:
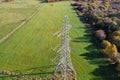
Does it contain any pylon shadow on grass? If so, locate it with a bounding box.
[0,65,55,79]
[0,75,15,80]
[16,65,55,76]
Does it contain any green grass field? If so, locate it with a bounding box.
[0,0,41,39]
[0,1,118,80]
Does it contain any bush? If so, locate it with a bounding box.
[101,40,118,64]
[102,43,118,59]
[95,29,106,41]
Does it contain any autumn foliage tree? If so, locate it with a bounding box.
[101,40,118,64]
[110,30,120,51]
[101,40,111,48]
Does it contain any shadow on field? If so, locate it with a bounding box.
[84,37,119,80]
[16,65,55,76]
[71,17,119,80]
[0,75,15,80]
[0,65,55,79]
[38,0,47,3]
[90,65,119,80]
[71,28,92,43]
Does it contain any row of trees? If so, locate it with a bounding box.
[0,0,14,2]
[6,0,13,2]
[47,0,65,2]
[74,0,120,74]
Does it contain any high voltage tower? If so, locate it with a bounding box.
[54,16,76,80]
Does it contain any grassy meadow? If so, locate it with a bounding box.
[0,1,118,80]
[0,0,41,39]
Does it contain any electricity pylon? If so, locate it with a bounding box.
[54,16,76,80]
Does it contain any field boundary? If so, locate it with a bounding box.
[0,3,45,44]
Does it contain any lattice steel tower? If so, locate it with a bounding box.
[55,16,76,80]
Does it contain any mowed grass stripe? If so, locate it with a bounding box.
[0,1,107,80]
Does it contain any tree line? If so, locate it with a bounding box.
[72,0,120,75]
